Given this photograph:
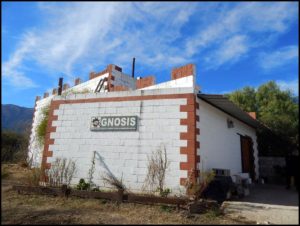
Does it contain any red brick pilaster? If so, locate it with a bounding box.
[179,94,200,194]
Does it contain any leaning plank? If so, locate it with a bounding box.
[12,185,61,196]
[127,194,188,205]
[70,190,122,201]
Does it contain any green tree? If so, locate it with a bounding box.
[226,81,298,156]
[1,131,29,163]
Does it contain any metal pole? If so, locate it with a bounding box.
[58,77,63,95]
[132,57,135,78]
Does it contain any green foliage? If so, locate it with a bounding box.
[36,105,50,146]
[77,178,91,190]
[1,131,29,163]
[157,187,171,197]
[160,205,174,212]
[226,81,299,156]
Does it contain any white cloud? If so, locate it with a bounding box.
[258,45,299,71]
[204,35,249,70]
[3,2,298,89]
[276,79,299,95]
[185,2,298,69]
[2,32,38,88]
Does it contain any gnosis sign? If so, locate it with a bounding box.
[90,116,138,131]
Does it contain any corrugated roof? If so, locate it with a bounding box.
[197,93,263,129]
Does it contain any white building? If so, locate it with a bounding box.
[28,63,260,195]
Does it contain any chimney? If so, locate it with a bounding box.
[248,112,256,119]
[74,78,82,86]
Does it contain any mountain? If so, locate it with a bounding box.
[2,104,34,134]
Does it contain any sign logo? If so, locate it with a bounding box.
[90,116,138,131]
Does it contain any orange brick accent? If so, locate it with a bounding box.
[136,76,155,89]
[74,78,82,85]
[179,94,199,190]
[43,92,49,98]
[248,112,256,119]
[89,69,109,80]
[171,63,195,80]
[63,83,70,91]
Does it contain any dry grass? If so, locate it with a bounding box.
[1,164,255,225]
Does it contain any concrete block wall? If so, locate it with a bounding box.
[259,157,286,184]
[41,88,197,195]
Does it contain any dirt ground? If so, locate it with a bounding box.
[1,164,255,225]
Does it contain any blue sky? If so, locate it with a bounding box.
[2,2,299,108]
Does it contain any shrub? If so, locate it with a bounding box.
[158,187,171,197]
[36,105,50,146]
[76,178,90,190]
[185,169,215,199]
[46,157,77,187]
[143,144,169,194]
[1,131,29,163]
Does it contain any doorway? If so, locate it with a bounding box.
[240,135,255,180]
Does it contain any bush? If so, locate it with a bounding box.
[1,131,29,163]
[46,157,77,187]
[36,106,50,146]
[185,170,215,199]
[76,178,90,190]
[157,187,171,197]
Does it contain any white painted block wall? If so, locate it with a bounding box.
[198,99,259,180]
[47,96,188,195]
[28,73,109,167]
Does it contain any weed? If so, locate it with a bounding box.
[102,172,125,191]
[143,144,169,194]
[46,157,77,187]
